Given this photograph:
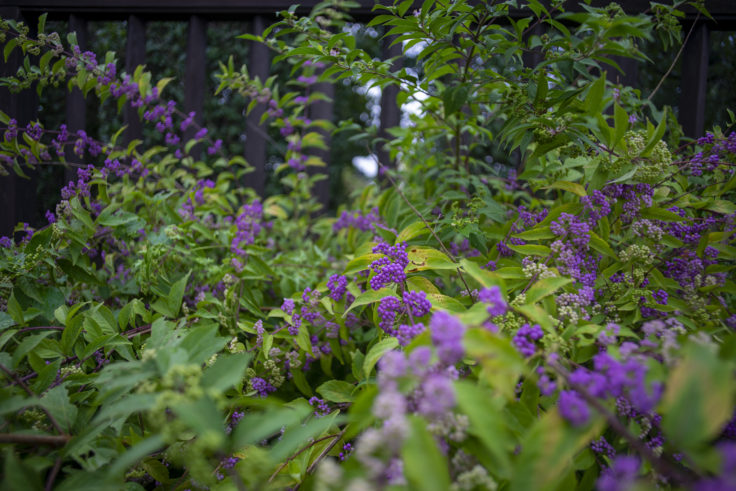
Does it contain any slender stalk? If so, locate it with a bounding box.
[45,457,62,491]
[0,433,71,446]
[647,13,700,102]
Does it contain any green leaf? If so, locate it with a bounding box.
[660,342,736,451]
[233,404,311,448]
[612,103,629,147]
[108,435,166,478]
[460,259,503,289]
[344,288,397,316]
[270,412,341,463]
[402,416,451,491]
[524,277,572,305]
[173,396,223,436]
[142,459,170,484]
[464,328,526,400]
[167,271,191,318]
[0,312,16,331]
[405,276,441,294]
[343,253,381,276]
[584,76,605,115]
[642,113,667,156]
[407,246,457,271]
[41,385,78,433]
[427,293,466,313]
[511,409,604,491]
[363,338,399,379]
[12,332,53,368]
[507,244,551,257]
[544,181,587,197]
[639,207,686,222]
[201,352,252,392]
[588,231,617,258]
[316,380,355,403]
[397,221,430,242]
[455,381,512,478]
[512,225,556,241]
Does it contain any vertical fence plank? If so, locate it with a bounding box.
[244,15,269,196]
[0,9,39,237]
[680,22,709,139]
[184,15,207,158]
[378,35,402,172]
[124,15,145,144]
[606,56,639,88]
[0,7,22,237]
[66,14,87,183]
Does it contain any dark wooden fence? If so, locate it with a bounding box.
[0,0,734,236]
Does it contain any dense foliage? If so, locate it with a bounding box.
[1,1,735,490]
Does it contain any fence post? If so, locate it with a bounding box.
[124,15,145,145]
[0,8,40,237]
[680,22,709,139]
[66,14,87,183]
[244,15,269,196]
[184,15,207,158]
[378,35,403,172]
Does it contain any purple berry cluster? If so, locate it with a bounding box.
[369,241,409,290]
[477,285,507,317]
[512,323,543,357]
[429,311,466,366]
[327,274,348,301]
[402,290,431,317]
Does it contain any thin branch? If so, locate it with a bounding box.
[268,432,342,483]
[0,433,71,446]
[305,428,346,474]
[16,326,64,334]
[45,457,62,491]
[0,363,65,435]
[647,14,700,102]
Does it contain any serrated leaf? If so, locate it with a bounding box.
[41,385,78,433]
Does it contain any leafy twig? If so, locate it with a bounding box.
[370,154,472,294]
[0,362,65,435]
[268,432,342,483]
